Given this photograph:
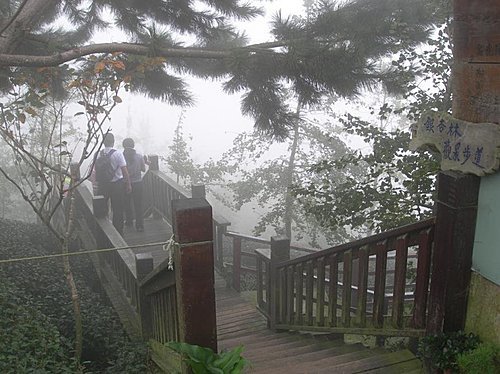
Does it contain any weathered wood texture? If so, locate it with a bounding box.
[172,198,217,352]
[72,182,219,373]
[426,0,500,334]
[69,178,427,373]
[142,168,230,272]
[256,219,436,338]
[427,171,479,333]
[216,274,423,373]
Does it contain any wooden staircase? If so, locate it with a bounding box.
[216,276,423,373]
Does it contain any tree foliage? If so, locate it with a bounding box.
[0,0,443,137]
[213,117,358,246]
[164,113,197,184]
[293,14,452,233]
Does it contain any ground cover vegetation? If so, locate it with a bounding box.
[0,218,151,373]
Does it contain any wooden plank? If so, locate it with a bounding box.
[232,236,242,292]
[265,260,271,311]
[295,263,304,325]
[286,265,295,325]
[373,241,388,328]
[278,267,287,324]
[342,251,353,327]
[392,235,409,328]
[356,246,369,328]
[256,257,263,308]
[412,228,434,329]
[329,349,417,372]
[328,254,339,327]
[280,218,434,268]
[316,258,326,326]
[305,260,314,325]
[149,339,182,374]
[274,324,425,337]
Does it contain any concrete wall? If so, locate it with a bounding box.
[467,173,500,345]
[472,172,500,286]
[465,271,500,345]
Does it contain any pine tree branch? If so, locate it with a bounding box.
[0,42,236,67]
[0,0,29,37]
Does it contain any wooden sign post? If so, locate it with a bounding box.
[427,0,500,334]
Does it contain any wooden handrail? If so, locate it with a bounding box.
[282,218,435,267]
[225,231,318,253]
[142,169,231,273]
[255,219,436,339]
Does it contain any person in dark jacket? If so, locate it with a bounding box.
[122,138,146,232]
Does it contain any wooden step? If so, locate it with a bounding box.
[214,274,422,373]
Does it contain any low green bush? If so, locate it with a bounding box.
[418,331,480,371]
[0,282,79,373]
[457,343,500,374]
[166,341,249,374]
[0,219,151,372]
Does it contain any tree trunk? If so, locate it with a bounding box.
[62,190,83,365]
[283,104,301,238]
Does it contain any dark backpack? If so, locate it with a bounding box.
[94,149,116,184]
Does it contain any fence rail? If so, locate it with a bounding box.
[63,156,438,362]
[142,163,230,272]
[255,219,435,338]
[64,162,220,373]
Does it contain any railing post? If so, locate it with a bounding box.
[172,198,217,352]
[232,237,242,292]
[136,253,154,339]
[191,184,206,199]
[270,236,290,331]
[148,155,159,171]
[427,171,479,333]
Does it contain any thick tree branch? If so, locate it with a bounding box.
[0,0,29,37]
[0,42,237,67]
[0,0,60,53]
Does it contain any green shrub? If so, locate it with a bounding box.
[0,282,79,373]
[105,342,151,373]
[166,341,249,374]
[457,343,500,374]
[418,331,480,371]
[0,219,151,372]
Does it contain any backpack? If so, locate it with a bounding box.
[94,149,116,184]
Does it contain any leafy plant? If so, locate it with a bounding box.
[166,341,249,374]
[457,343,500,374]
[418,331,480,371]
[0,281,79,373]
[0,219,151,372]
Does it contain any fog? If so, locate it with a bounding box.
[86,0,306,162]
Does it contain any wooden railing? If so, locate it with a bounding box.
[73,183,143,338]
[64,164,218,373]
[255,218,435,338]
[142,156,230,272]
[224,231,317,292]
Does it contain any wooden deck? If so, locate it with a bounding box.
[120,216,423,373]
[122,217,170,267]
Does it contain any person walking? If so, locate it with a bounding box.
[122,137,146,232]
[94,133,131,235]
